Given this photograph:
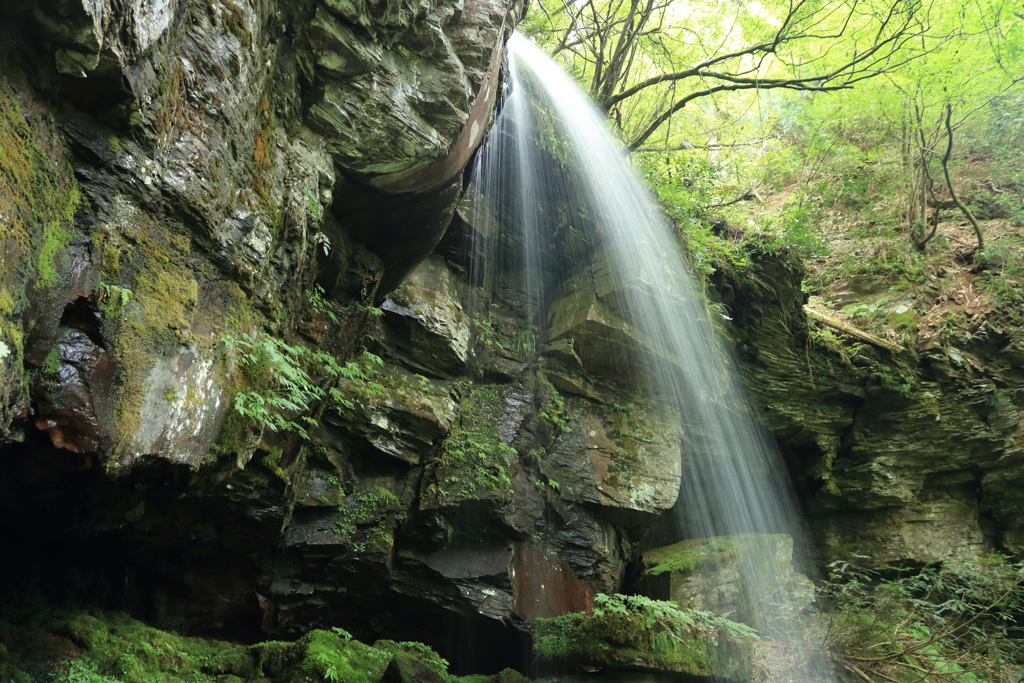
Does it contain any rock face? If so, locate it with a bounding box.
[270,254,682,643]
[0,0,687,666]
[8,0,1024,674]
[713,245,1024,566]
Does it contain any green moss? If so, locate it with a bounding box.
[330,360,451,437]
[371,640,448,678]
[0,608,469,683]
[1,76,80,260]
[42,344,61,378]
[331,483,404,553]
[102,245,121,274]
[888,311,917,332]
[642,536,740,576]
[256,629,391,683]
[0,288,15,316]
[219,0,253,47]
[0,609,257,683]
[0,75,80,436]
[92,208,221,459]
[37,219,73,288]
[424,385,515,503]
[643,534,798,580]
[533,594,755,678]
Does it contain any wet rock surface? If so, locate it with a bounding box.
[0,0,535,657]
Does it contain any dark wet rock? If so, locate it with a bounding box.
[382,655,446,683]
[0,0,524,643]
[510,542,593,621]
[32,329,116,454]
[326,363,458,465]
[545,395,681,523]
[381,255,473,377]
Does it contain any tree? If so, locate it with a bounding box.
[858,0,1023,253]
[524,0,942,150]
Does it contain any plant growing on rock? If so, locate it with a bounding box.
[224,332,383,439]
[534,593,758,679]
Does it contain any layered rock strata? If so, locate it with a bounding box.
[714,246,1024,566]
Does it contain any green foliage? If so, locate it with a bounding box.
[327,353,443,418]
[751,191,831,260]
[307,284,339,324]
[820,555,1024,682]
[42,344,61,378]
[534,593,756,677]
[425,386,516,502]
[267,628,393,683]
[979,234,1024,308]
[635,151,750,278]
[224,332,383,440]
[537,372,571,432]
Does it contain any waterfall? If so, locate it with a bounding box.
[466,32,831,678]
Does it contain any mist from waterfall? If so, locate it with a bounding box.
[466,32,832,678]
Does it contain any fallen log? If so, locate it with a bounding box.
[804,306,906,354]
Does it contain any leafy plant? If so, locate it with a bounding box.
[307,285,339,324]
[223,333,383,440]
[818,555,1024,682]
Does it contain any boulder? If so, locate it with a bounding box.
[533,595,755,681]
[635,534,815,627]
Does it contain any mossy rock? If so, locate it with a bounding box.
[0,609,459,683]
[452,670,529,683]
[533,605,753,681]
[637,534,815,628]
[256,628,392,683]
[422,384,516,505]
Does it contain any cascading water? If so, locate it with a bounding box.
[467,32,833,678]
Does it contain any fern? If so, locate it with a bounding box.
[224,333,384,440]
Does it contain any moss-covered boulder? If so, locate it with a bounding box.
[533,594,756,681]
[0,607,497,683]
[634,534,815,627]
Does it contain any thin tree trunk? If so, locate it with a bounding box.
[940,103,984,253]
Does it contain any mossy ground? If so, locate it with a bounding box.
[0,607,522,683]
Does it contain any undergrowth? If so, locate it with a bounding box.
[819,555,1024,682]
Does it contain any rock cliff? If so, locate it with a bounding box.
[713,244,1024,567]
[0,0,684,670]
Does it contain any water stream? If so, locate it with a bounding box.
[468,32,831,679]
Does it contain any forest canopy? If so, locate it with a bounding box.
[523,0,1024,342]
[522,0,1022,152]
